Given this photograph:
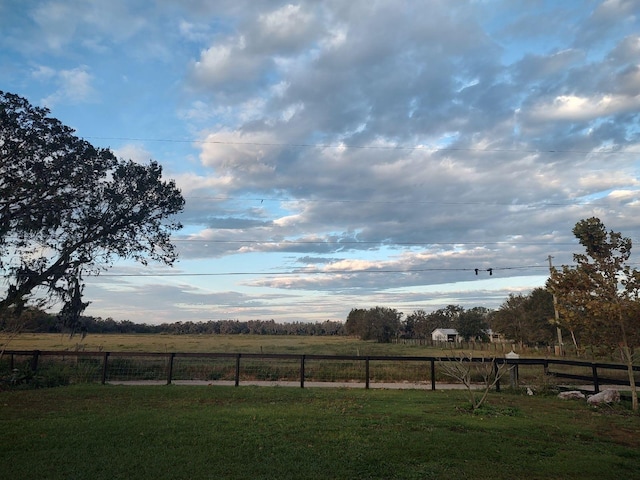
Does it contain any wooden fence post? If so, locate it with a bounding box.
[166,353,175,385]
[592,363,600,393]
[101,352,110,384]
[31,350,40,372]
[365,357,370,389]
[430,359,436,391]
[494,358,501,392]
[300,355,305,388]
[235,354,241,387]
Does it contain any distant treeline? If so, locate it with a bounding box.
[4,288,556,345]
[6,308,346,336]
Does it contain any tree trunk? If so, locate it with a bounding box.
[570,329,579,355]
[622,345,638,411]
[617,307,638,411]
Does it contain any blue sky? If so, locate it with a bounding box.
[2,0,640,324]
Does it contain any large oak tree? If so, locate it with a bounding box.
[0,91,184,330]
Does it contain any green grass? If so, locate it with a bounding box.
[1,385,639,479]
[2,332,515,356]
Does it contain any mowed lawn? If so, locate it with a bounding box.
[1,384,639,480]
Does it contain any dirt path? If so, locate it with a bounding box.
[108,379,601,392]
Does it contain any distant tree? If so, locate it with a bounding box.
[455,307,490,341]
[405,309,437,339]
[400,312,417,339]
[418,305,463,337]
[489,288,556,345]
[523,288,556,344]
[345,308,368,338]
[547,217,640,411]
[441,305,464,326]
[0,91,184,332]
[489,294,526,343]
[367,306,402,343]
[403,310,422,338]
[345,307,402,343]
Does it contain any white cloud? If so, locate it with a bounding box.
[526,93,640,123]
[593,0,640,20]
[254,4,319,53]
[113,144,153,164]
[174,172,236,196]
[178,20,211,42]
[6,0,640,323]
[28,1,148,53]
[40,66,97,106]
[199,130,280,176]
[31,65,56,80]
[30,2,77,51]
[190,35,271,91]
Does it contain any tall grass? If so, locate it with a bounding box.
[1,332,519,356]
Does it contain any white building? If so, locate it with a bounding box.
[431,328,461,342]
[432,327,504,343]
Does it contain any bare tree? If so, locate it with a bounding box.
[438,354,508,410]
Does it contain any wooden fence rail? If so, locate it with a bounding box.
[2,350,639,394]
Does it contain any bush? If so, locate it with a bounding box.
[0,364,70,390]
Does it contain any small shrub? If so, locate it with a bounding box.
[34,365,71,388]
[438,354,507,410]
[71,361,101,383]
[0,365,70,390]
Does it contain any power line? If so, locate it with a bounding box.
[83,135,640,155]
[182,195,605,207]
[170,239,578,246]
[83,264,548,278]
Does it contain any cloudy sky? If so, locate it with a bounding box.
[2,0,640,324]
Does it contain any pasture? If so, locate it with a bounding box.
[1,384,639,480]
[3,332,531,356]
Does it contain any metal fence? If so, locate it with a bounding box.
[2,350,639,393]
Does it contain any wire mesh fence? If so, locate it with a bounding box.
[171,355,237,382]
[106,354,168,382]
[304,358,366,383]
[368,359,429,384]
[1,350,638,392]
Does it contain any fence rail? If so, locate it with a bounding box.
[2,350,639,393]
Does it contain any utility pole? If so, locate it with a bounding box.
[548,255,564,356]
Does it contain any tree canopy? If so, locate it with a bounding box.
[455,306,491,341]
[345,306,402,343]
[0,91,184,328]
[488,288,556,346]
[547,217,640,410]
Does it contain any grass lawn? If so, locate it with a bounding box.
[1,385,639,480]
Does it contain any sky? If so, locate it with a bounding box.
[2,0,640,325]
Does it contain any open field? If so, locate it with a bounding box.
[4,333,378,355]
[2,332,546,356]
[1,384,639,480]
